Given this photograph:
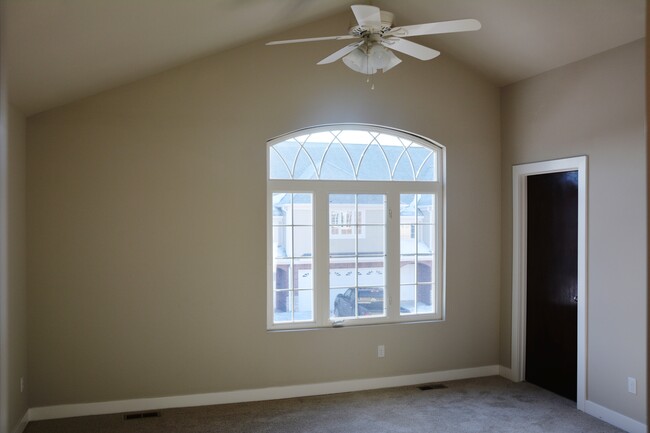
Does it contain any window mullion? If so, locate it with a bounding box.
[386,189,401,321]
[314,189,330,327]
[429,182,442,319]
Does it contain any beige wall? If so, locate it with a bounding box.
[26,13,501,407]
[7,104,27,431]
[1,1,29,429]
[501,39,647,422]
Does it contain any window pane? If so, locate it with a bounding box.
[416,225,434,253]
[294,148,317,180]
[416,284,434,313]
[400,257,416,284]
[376,133,405,176]
[293,290,314,322]
[321,142,355,180]
[292,194,312,225]
[400,285,416,314]
[332,288,355,318]
[337,130,374,146]
[357,143,390,180]
[358,194,385,224]
[358,226,384,255]
[358,257,384,287]
[270,129,439,182]
[269,148,292,179]
[329,258,356,288]
[416,194,435,225]
[294,259,313,289]
[329,194,357,222]
[308,131,336,144]
[271,192,312,324]
[305,131,336,166]
[407,145,433,177]
[273,225,291,258]
[273,140,301,176]
[303,140,329,171]
[344,142,367,172]
[272,192,291,222]
[417,256,434,283]
[400,193,436,316]
[384,147,405,179]
[273,290,293,323]
[357,287,385,317]
[416,152,436,181]
[400,282,434,315]
[330,234,356,256]
[329,193,386,321]
[273,262,291,289]
[393,152,415,181]
[293,226,313,257]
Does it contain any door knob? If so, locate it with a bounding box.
[572,296,578,303]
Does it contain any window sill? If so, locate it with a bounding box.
[267,317,444,333]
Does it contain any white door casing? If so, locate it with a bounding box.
[511,156,587,411]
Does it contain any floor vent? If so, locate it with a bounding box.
[417,383,447,391]
[123,411,161,420]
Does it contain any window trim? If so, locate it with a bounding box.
[267,124,446,330]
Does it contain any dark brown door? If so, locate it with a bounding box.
[525,171,578,401]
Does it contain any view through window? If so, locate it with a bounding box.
[268,125,444,329]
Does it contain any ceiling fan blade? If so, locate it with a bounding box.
[317,41,364,65]
[387,19,481,38]
[351,4,381,28]
[381,38,440,61]
[267,35,357,45]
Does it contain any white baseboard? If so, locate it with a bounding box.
[11,411,29,433]
[584,400,647,433]
[28,365,500,421]
[498,365,515,381]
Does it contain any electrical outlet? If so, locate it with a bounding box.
[378,345,385,358]
[20,377,24,393]
[627,377,637,395]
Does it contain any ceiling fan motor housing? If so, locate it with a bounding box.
[349,10,394,36]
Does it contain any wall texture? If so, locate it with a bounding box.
[26,13,501,407]
[7,104,27,431]
[500,39,647,423]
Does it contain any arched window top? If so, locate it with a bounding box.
[268,125,441,182]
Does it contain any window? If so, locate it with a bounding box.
[268,125,444,329]
[329,208,364,238]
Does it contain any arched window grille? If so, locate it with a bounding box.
[267,125,445,329]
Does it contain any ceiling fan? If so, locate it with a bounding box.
[267,4,481,75]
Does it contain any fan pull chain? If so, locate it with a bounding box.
[366,75,375,90]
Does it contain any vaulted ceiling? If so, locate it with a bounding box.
[5,0,645,115]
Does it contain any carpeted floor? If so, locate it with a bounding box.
[24,376,624,433]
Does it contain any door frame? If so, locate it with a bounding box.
[511,156,587,411]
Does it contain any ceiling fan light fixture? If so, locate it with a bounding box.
[368,44,392,69]
[382,50,402,72]
[342,44,401,75]
[342,48,376,75]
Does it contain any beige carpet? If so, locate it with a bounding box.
[25,376,624,433]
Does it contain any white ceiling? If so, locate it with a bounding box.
[5,0,646,116]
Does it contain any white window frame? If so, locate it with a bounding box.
[267,124,446,330]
